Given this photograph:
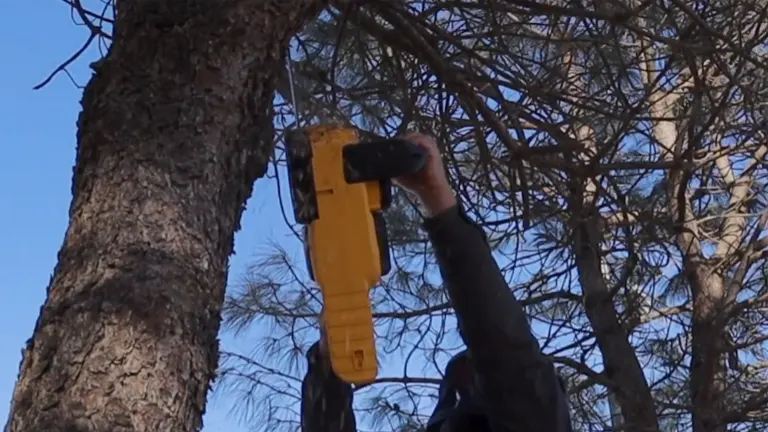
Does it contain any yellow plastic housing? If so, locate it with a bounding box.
[304,125,381,384]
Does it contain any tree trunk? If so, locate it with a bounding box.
[689,266,728,432]
[571,219,660,432]
[567,113,658,432]
[5,1,326,431]
[643,64,729,432]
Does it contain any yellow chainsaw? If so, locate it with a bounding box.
[284,125,426,384]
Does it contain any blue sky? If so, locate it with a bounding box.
[0,2,302,430]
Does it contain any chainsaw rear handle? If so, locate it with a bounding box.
[342,138,427,183]
[343,138,427,212]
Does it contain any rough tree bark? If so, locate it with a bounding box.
[5,1,326,431]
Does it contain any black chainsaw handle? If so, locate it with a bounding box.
[342,138,428,184]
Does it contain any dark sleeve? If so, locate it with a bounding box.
[300,341,357,432]
[423,205,572,432]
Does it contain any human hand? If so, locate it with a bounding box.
[394,132,456,217]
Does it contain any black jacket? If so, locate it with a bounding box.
[301,205,573,432]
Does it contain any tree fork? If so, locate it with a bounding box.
[5,1,326,431]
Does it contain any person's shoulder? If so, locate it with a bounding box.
[444,350,470,370]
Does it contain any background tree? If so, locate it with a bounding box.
[218,1,768,432]
[6,0,329,430]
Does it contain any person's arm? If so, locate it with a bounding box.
[423,205,572,432]
[394,132,571,431]
[300,341,357,432]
